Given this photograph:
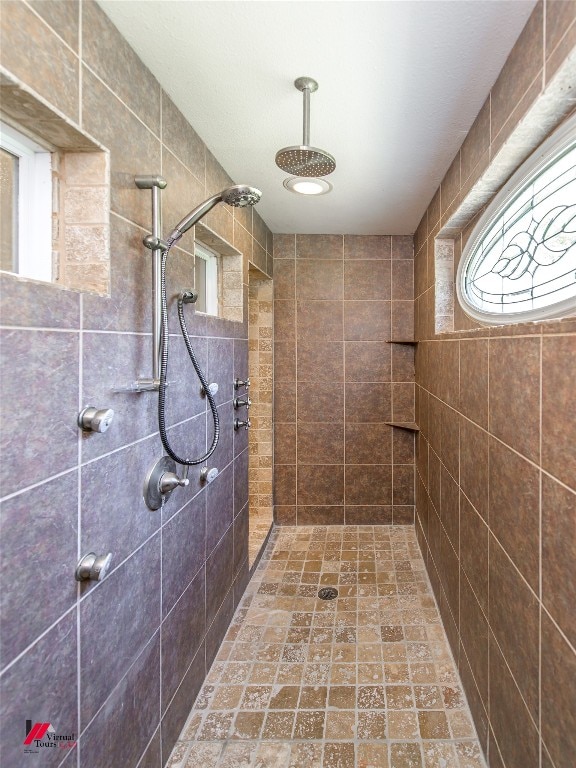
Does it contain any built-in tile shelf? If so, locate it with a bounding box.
[386,341,418,431]
[385,421,420,432]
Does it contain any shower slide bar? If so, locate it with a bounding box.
[114,175,168,393]
[114,176,261,395]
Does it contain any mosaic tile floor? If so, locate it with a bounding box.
[167,526,487,768]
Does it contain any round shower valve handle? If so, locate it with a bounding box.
[143,457,189,511]
[234,378,250,390]
[159,472,189,493]
[200,467,219,484]
[201,383,219,397]
[75,552,113,582]
[78,406,114,433]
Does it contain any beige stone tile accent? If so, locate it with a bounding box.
[455,741,486,768]
[324,710,356,739]
[418,709,451,739]
[210,685,243,710]
[323,742,356,767]
[293,710,325,739]
[357,710,387,739]
[183,742,223,768]
[390,742,424,767]
[197,712,233,741]
[288,742,322,768]
[261,710,295,739]
[448,709,475,739]
[388,709,420,739]
[357,742,390,768]
[423,742,459,767]
[358,662,385,683]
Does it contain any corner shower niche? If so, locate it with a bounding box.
[248,266,274,566]
[385,339,420,432]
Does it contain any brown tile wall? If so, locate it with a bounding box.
[0,2,272,767]
[273,234,415,527]
[414,3,576,767]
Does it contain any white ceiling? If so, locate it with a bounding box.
[98,0,537,235]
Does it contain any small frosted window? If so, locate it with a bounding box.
[457,115,576,325]
[0,122,52,282]
[0,148,17,272]
[194,241,218,315]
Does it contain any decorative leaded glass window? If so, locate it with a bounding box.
[457,114,576,324]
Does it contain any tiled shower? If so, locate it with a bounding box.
[0,1,575,767]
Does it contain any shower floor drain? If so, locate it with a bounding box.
[317,587,338,600]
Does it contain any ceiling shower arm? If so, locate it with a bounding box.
[295,76,318,146]
[303,86,310,145]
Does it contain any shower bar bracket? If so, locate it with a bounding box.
[143,234,170,252]
[116,175,168,394]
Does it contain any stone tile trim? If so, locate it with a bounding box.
[248,268,274,566]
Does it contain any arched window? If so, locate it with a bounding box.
[457,114,576,325]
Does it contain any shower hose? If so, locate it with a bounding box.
[157,237,219,465]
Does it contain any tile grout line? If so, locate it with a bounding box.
[390,248,395,524]
[342,234,346,525]
[76,288,83,768]
[542,0,547,90]
[538,333,543,768]
[293,236,298,525]
[78,0,83,132]
[159,81,164,753]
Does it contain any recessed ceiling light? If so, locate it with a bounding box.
[283,177,332,195]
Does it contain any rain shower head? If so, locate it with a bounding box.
[169,185,262,242]
[275,77,336,178]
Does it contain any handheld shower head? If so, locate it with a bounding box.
[169,185,262,242]
[222,185,262,208]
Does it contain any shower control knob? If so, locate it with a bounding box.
[234,418,251,431]
[75,552,113,582]
[201,382,219,397]
[200,466,219,484]
[233,397,252,409]
[234,378,250,390]
[144,456,189,510]
[159,472,189,493]
[78,406,114,433]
